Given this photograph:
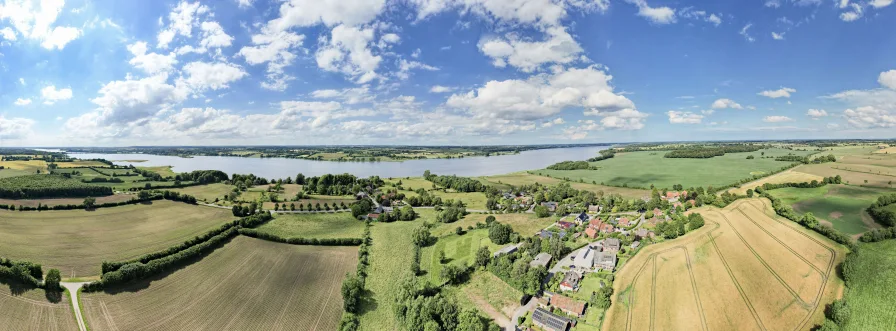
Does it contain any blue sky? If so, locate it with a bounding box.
[0,0,894,146]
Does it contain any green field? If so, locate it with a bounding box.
[139,165,177,178]
[431,213,555,237]
[842,240,896,330]
[0,201,234,277]
[769,185,888,235]
[358,218,421,331]
[254,212,366,239]
[421,228,504,284]
[450,271,522,325]
[81,236,356,331]
[481,172,650,199]
[537,148,814,189]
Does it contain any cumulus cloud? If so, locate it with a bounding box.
[806,109,828,118]
[740,23,755,42]
[156,0,210,48]
[626,0,676,24]
[758,87,796,98]
[771,32,785,40]
[447,66,638,124]
[409,0,607,27]
[478,27,584,72]
[711,98,743,109]
[430,85,455,93]
[843,106,895,128]
[179,61,247,92]
[0,0,82,49]
[763,115,793,123]
[80,74,187,127]
[840,3,863,21]
[198,21,233,49]
[238,30,304,91]
[0,116,34,139]
[879,70,896,90]
[315,24,382,84]
[267,0,386,31]
[667,111,703,124]
[14,98,31,106]
[542,117,565,127]
[41,85,73,105]
[309,87,374,104]
[127,41,178,74]
[679,8,722,26]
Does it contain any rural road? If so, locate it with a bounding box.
[61,282,90,331]
[510,297,537,330]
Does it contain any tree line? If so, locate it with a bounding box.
[423,171,486,192]
[338,222,371,331]
[0,174,113,199]
[586,149,616,162]
[663,144,765,158]
[546,161,597,170]
[239,228,363,246]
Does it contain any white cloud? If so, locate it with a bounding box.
[127,41,178,74]
[14,98,31,106]
[771,32,785,40]
[806,109,828,118]
[667,111,703,124]
[447,66,643,130]
[870,0,894,8]
[843,106,895,128]
[0,116,34,139]
[700,109,714,115]
[268,0,386,31]
[740,24,755,42]
[627,0,676,24]
[542,117,565,127]
[763,115,793,123]
[758,87,796,98]
[430,85,455,93]
[18,78,25,85]
[0,27,15,40]
[41,85,73,105]
[236,0,254,8]
[711,98,743,109]
[707,14,722,26]
[409,0,607,28]
[81,74,188,126]
[765,0,781,7]
[309,87,374,104]
[396,59,438,80]
[156,1,210,48]
[679,8,722,26]
[879,70,896,90]
[238,29,304,91]
[840,3,863,21]
[315,24,382,84]
[199,21,233,49]
[478,27,584,72]
[179,62,248,92]
[0,0,82,49]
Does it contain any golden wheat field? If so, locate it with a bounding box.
[80,236,356,331]
[604,198,847,331]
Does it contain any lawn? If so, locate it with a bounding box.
[451,271,522,325]
[0,201,235,277]
[254,212,366,239]
[604,198,847,331]
[841,240,896,331]
[768,185,888,235]
[536,148,814,190]
[80,236,356,331]
[358,219,422,331]
[430,190,490,210]
[0,285,78,330]
[431,213,555,237]
[421,228,504,284]
[481,172,650,199]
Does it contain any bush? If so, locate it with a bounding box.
[44,269,61,291]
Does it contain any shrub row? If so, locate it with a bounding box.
[125,181,205,191]
[84,227,240,291]
[238,229,363,246]
[0,257,43,287]
[101,212,272,274]
[339,222,371,331]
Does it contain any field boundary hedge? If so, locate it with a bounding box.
[238,228,362,246]
[0,257,43,288]
[337,221,371,331]
[0,190,199,211]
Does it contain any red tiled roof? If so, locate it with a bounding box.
[550,294,586,315]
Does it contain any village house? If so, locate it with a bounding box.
[539,230,567,240]
[631,241,641,250]
[356,192,368,199]
[588,204,601,213]
[493,243,521,258]
[530,252,553,268]
[532,307,572,331]
[617,217,631,227]
[573,247,595,270]
[557,221,576,230]
[575,211,590,225]
[550,294,587,317]
[542,201,559,212]
[584,227,598,239]
[635,228,652,240]
[604,238,621,252]
[559,270,582,292]
[594,251,617,271]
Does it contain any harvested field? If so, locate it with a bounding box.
[0,193,133,208]
[80,236,356,331]
[0,285,79,331]
[254,212,366,239]
[170,183,234,202]
[0,201,234,277]
[796,163,893,188]
[452,271,520,325]
[728,169,824,195]
[604,198,847,331]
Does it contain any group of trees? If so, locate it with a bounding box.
[655,213,705,239]
[436,203,467,223]
[0,257,44,288]
[0,174,113,199]
[866,193,896,228]
[176,170,229,184]
[586,149,616,162]
[663,144,764,158]
[232,203,259,217]
[546,161,596,170]
[423,171,486,192]
[487,219,514,245]
[239,229,363,245]
[376,205,418,222]
[486,251,547,295]
[338,223,372,331]
[392,275,498,331]
[404,190,445,207]
[304,174,384,196]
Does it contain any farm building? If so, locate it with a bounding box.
[530,252,553,268]
[493,243,521,258]
[594,252,617,271]
[573,247,594,269]
[604,238,621,252]
[559,271,582,292]
[532,307,572,331]
[550,293,587,317]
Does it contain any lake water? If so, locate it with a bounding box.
[69,146,606,179]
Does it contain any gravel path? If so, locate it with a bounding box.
[61,282,90,331]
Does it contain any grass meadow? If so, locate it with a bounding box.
[537,148,814,189]
[170,183,234,202]
[80,236,356,331]
[0,201,234,277]
[769,185,888,235]
[842,240,896,330]
[430,213,555,237]
[420,228,504,284]
[254,213,366,239]
[0,285,78,330]
[357,218,421,331]
[450,271,522,325]
[604,198,847,331]
[480,172,650,199]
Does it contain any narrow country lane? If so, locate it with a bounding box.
[61,282,90,331]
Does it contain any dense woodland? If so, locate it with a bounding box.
[0,174,112,199]
[423,171,486,192]
[546,160,597,170]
